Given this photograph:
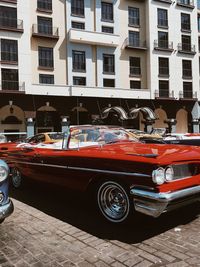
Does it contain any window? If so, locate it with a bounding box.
[37,16,52,35]
[38,47,54,68]
[183,82,192,98]
[198,0,200,9]
[159,80,169,98]
[101,2,113,22]
[1,39,18,63]
[0,6,17,28]
[73,76,86,85]
[182,35,191,51]
[71,21,85,29]
[181,13,190,31]
[182,60,192,78]
[130,80,141,89]
[158,57,169,76]
[129,31,140,47]
[128,7,139,26]
[102,26,113,33]
[71,0,84,17]
[198,15,200,32]
[129,57,141,76]
[103,79,115,87]
[1,68,18,90]
[158,31,168,48]
[39,74,54,84]
[72,50,86,71]
[199,37,200,52]
[103,54,115,74]
[37,0,52,11]
[157,8,168,27]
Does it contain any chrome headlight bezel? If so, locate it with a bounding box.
[152,167,165,185]
[165,166,174,182]
[0,166,8,182]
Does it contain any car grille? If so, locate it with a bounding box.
[172,163,200,180]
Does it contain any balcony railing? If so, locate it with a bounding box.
[177,0,194,8]
[179,90,197,99]
[0,17,23,32]
[154,40,173,51]
[177,43,196,54]
[1,51,18,64]
[124,38,147,50]
[32,24,59,39]
[0,81,25,92]
[155,89,174,98]
[130,67,141,76]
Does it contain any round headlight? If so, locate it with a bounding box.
[0,166,8,182]
[165,166,174,181]
[152,167,165,185]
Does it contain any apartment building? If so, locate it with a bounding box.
[0,0,200,135]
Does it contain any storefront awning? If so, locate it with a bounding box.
[102,106,129,120]
[130,107,157,121]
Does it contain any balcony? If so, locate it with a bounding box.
[177,43,196,55]
[179,90,197,100]
[154,40,173,52]
[69,29,120,47]
[124,38,147,50]
[177,0,194,9]
[155,89,175,99]
[0,81,25,93]
[0,17,23,32]
[32,24,59,39]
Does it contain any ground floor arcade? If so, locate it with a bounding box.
[0,93,199,139]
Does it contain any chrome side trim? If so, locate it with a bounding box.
[131,185,200,217]
[13,161,151,178]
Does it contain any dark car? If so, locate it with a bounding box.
[0,159,14,223]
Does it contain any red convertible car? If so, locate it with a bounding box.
[1,126,200,223]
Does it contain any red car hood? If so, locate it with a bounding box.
[84,141,200,165]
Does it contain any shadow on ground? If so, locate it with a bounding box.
[10,181,200,244]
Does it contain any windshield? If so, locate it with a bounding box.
[68,126,138,149]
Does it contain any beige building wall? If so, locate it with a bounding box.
[30,0,67,85]
[119,0,147,90]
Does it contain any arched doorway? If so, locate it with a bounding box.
[36,103,60,133]
[0,105,25,132]
[70,105,89,125]
[154,108,168,129]
[176,109,188,133]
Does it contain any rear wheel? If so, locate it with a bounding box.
[10,167,22,189]
[97,181,130,223]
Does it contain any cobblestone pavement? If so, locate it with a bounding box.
[0,184,200,267]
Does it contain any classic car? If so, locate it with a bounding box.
[0,159,14,223]
[2,125,200,223]
[164,133,200,146]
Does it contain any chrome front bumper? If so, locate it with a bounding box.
[0,199,14,221]
[130,185,200,218]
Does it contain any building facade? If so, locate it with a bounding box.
[0,0,200,136]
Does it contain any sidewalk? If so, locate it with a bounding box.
[0,196,200,267]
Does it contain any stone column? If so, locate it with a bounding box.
[164,119,177,133]
[26,118,35,137]
[61,117,70,133]
[192,119,199,133]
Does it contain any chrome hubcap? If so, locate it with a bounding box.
[98,182,129,222]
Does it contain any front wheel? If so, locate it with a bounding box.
[10,167,22,189]
[97,181,131,223]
